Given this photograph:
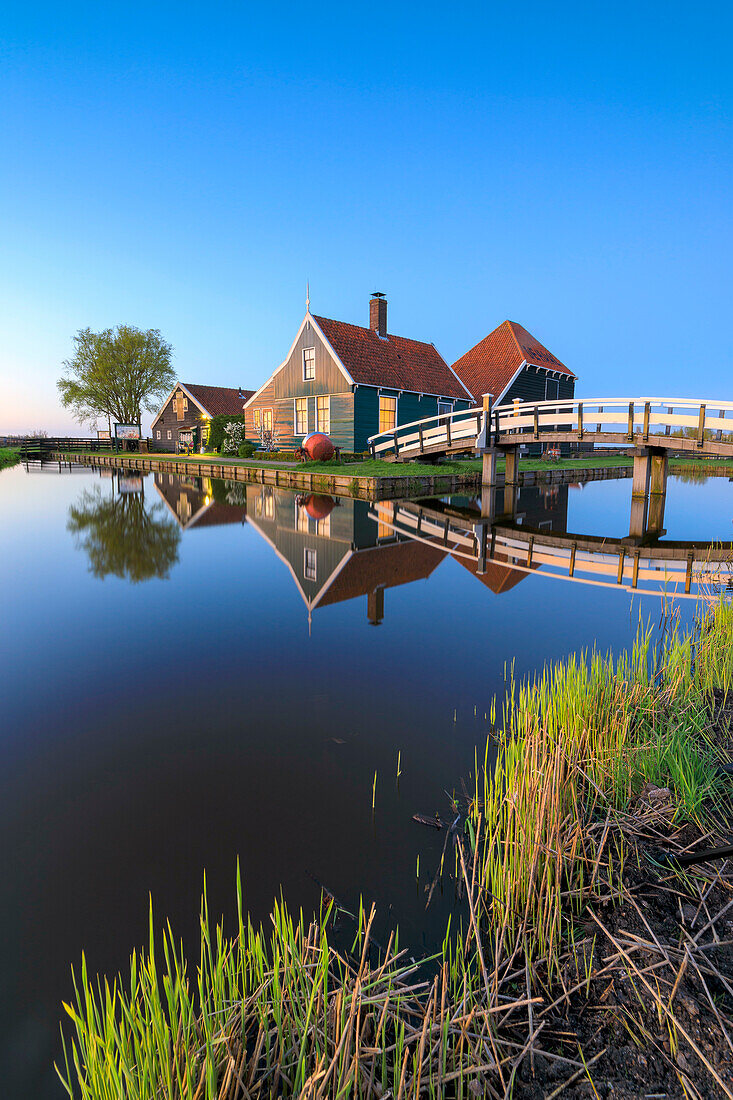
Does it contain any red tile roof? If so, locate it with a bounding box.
[316,540,446,608]
[312,316,472,400]
[451,321,575,404]
[184,384,255,417]
[456,553,529,595]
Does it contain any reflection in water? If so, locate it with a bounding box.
[4,462,733,1099]
[67,481,181,582]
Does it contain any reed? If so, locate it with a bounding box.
[59,600,733,1098]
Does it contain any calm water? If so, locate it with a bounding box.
[1,462,732,1096]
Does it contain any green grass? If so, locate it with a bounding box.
[0,447,20,470]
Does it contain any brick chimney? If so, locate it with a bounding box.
[370,292,387,337]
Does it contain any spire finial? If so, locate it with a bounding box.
[306,280,310,312]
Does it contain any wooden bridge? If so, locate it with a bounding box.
[368,397,733,465]
[369,498,733,601]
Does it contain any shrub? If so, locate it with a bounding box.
[208,413,247,453]
[238,441,256,458]
[221,421,249,455]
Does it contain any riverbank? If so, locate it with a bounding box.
[48,449,660,500]
[0,447,20,471]
[59,601,733,1099]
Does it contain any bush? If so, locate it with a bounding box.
[207,413,247,453]
[238,441,256,458]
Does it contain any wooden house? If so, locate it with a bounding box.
[451,320,576,409]
[243,294,473,453]
[150,383,255,453]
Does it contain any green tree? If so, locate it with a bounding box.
[57,325,175,431]
[67,486,181,582]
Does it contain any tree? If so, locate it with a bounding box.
[67,486,181,582]
[57,325,175,431]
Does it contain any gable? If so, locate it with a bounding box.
[245,314,353,407]
[451,321,575,405]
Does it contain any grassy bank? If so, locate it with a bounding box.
[59,604,733,1098]
[0,447,20,471]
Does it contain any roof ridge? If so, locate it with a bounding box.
[505,321,526,363]
[314,314,439,351]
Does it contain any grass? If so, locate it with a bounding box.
[0,447,20,470]
[58,600,733,1098]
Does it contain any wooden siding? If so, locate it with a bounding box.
[246,320,355,449]
[152,388,209,452]
[353,387,471,452]
[502,365,575,406]
[502,367,576,455]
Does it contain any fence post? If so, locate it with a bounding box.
[697,404,706,447]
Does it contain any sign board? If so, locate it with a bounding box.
[114,424,141,440]
[97,429,111,440]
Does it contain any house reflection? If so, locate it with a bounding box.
[245,485,445,626]
[149,474,570,619]
[153,472,247,529]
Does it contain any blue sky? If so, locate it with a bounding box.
[1,1,731,433]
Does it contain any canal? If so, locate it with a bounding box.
[1,462,731,1096]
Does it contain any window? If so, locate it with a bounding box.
[295,397,308,435]
[296,502,330,537]
[379,395,397,433]
[253,409,260,431]
[316,396,330,434]
[545,378,559,401]
[303,347,315,381]
[261,409,273,432]
[156,429,161,439]
[438,401,452,416]
[304,548,317,581]
[167,430,172,440]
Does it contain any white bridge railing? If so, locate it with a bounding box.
[367,398,733,459]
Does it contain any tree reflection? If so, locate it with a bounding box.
[67,485,181,582]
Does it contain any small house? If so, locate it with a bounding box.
[244,294,473,453]
[150,383,254,453]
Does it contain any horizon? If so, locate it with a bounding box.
[2,0,731,434]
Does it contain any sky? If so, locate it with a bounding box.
[1,1,731,434]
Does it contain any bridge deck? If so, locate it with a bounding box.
[368,398,733,463]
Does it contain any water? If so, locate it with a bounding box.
[1,463,731,1096]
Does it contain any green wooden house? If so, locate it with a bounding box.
[243,294,473,453]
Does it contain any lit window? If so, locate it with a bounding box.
[304,548,317,581]
[261,409,273,432]
[253,409,261,431]
[316,396,330,434]
[295,397,308,435]
[379,396,397,433]
[303,347,315,381]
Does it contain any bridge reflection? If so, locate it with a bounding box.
[370,487,733,600]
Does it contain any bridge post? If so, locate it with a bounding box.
[629,447,668,541]
[479,393,500,486]
[504,445,519,485]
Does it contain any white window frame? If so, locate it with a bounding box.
[294,397,309,435]
[316,395,330,434]
[304,547,317,581]
[302,347,316,381]
[156,429,161,439]
[437,400,453,416]
[167,429,172,440]
[379,394,397,434]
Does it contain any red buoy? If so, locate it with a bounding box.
[304,494,335,520]
[302,432,336,461]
